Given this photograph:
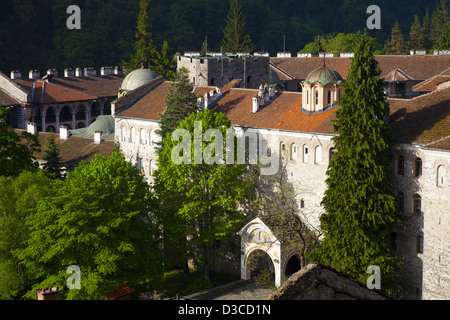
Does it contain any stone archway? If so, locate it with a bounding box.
[239,218,282,287]
[285,254,301,278]
[239,217,304,288]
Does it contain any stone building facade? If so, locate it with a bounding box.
[177,53,269,89]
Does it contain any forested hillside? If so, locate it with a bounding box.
[0,0,443,74]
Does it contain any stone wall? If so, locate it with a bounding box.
[177,56,269,89]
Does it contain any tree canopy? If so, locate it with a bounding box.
[17,150,163,300]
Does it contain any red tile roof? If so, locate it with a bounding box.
[117,81,450,151]
[0,89,20,106]
[270,55,450,81]
[413,68,450,92]
[12,75,124,104]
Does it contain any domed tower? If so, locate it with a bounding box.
[301,66,344,113]
[118,66,159,97]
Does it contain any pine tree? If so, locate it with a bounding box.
[153,40,176,80]
[126,0,157,73]
[440,22,450,49]
[384,21,407,54]
[409,15,425,50]
[430,0,450,49]
[308,32,403,290]
[422,9,432,51]
[222,0,256,53]
[156,67,200,152]
[42,132,64,179]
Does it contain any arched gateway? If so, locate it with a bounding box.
[239,217,303,288]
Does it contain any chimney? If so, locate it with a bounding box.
[64,68,75,77]
[75,68,83,77]
[10,70,22,79]
[101,66,114,75]
[60,126,70,140]
[27,122,37,135]
[94,130,102,144]
[252,97,259,113]
[84,67,96,76]
[35,286,61,301]
[47,68,58,77]
[29,70,40,79]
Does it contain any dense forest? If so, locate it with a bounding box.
[0,0,445,75]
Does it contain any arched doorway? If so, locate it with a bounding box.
[285,254,301,278]
[248,249,275,285]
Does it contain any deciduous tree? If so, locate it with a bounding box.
[17,150,163,300]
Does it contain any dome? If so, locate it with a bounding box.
[120,68,159,92]
[304,67,344,86]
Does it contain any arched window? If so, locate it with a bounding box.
[148,130,153,145]
[303,145,309,163]
[417,234,424,253]
[437,165,446,187]
[121,126,126,142]
[314,145,322,164]
[290,143,297,161]
[130,127,135,143]
[139,128,145,144]
[315,89,319,105]
[306,90,309,104]
[280,142,287,159]
[398,192,405,213]
[397,156,405,176]
[413,194,421,215]
[329,147,336,163]
[415,158,422,177]
[149,159,153,176]
[300,199,305,208]
[328,90,331,104]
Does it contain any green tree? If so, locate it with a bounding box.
[42,133,64,179]
[0,107,40,177]
[156,67,200,152]
[0,171,53,300]
[430,0,450,48]
[126,0,157,73]
[308,33,403,291]
[154,108,252,282]
[384,21,407,55]
[153,40,176,80]
[422,9,432,51]
[222,0,256,53]
[440,22,450,49]
[17,150,163,300]
[409,15,425,50]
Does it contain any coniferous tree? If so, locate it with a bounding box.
[422,9,432,51]
[42,133,64,179]
[384,21,407,54]
[156,67,199,152]
[440,22,450,49]
[409,15,425,50]
[222,0,256,53]
[308,32,403,290]
[430,0,450,48]
[153,40,176,80]
[126,0,157,73]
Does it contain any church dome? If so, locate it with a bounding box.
[120,67,159,92]
[304,67,344,86]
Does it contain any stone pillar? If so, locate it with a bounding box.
[41,116,46,132]
[55,110,60,133]
[71,111,76,130]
